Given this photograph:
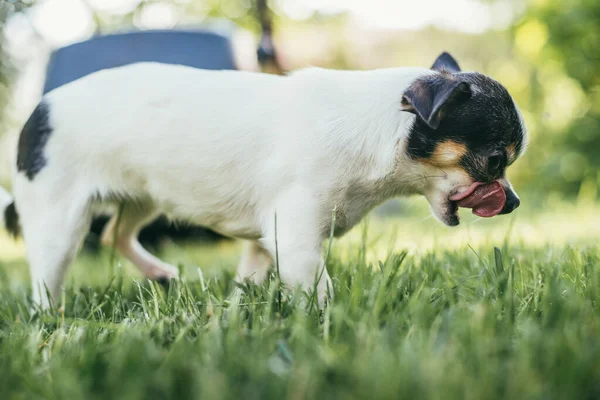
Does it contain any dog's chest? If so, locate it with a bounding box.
[326,178,394,237]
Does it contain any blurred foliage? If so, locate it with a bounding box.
[510,0,600,197]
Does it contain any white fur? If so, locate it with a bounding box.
[2,63,480,308]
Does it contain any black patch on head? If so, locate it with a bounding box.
[17,101,53,181]
[431,52,461,73]
[4,202,20,238]
[405,72,525,182]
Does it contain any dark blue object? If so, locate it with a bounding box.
[43,29,237,94]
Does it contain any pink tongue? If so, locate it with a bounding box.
[457,181,506,217]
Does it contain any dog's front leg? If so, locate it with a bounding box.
[236,240,272,284]
[259,187,332,306]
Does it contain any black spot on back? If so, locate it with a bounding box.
[4,202,20,238]
[17,101,53,180]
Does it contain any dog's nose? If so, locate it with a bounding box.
[499,188,520,214]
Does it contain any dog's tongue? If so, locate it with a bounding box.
[457,182,506,217]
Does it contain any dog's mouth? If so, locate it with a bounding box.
[442,181,507,225]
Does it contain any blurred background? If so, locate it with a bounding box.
[0,0,598,258]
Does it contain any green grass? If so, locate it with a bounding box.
[1,200,600,399]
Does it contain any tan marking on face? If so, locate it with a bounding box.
[425,140,467,168]
[506,144,516,163]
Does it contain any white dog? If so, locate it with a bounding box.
[0,52,525,308]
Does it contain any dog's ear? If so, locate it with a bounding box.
[401,75,471,129]
[431,52,461,73]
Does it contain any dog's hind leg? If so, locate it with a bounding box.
[101,202,179,281]
[236,241,272,284]
[16,183,93,309]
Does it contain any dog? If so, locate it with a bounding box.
[0,52,526,308]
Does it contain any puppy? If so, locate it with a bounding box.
[0,52,526,308]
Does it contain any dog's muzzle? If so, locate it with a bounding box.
[499,187,520,215]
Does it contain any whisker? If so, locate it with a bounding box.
[420,215,434,222]
[402,174,446,184]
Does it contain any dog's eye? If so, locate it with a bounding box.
[488,155,503,174]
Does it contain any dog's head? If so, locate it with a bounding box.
[402,52,527,226]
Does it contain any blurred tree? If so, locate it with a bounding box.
[513,0,600,196]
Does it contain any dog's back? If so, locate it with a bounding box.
[30,63,284,220]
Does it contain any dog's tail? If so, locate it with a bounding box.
[0,186,20,237]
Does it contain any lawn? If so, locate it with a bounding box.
[0,198,599,400]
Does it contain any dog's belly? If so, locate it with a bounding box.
[193,216,262,240]
[164,201,262,240]
[208,224,262,240]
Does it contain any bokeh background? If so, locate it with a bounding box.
[0,0,598,260]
